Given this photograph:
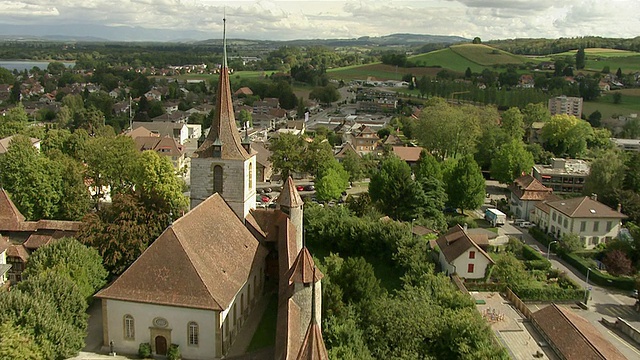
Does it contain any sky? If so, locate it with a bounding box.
[1,0,639,41]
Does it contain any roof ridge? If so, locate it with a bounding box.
[570,196,589,217]
[553,304,607,359]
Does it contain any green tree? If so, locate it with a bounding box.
[304,137,335,176]
[415,100,480,160]
[414,150,443,181]
[0,290,85,360]
[501,107,525,140]
[445,155,485,214]
[48,151,92,220]
[23,237,108,300]
[84,135,140,200]
[559,233,585,253]
[490,139,535,184]
[575,47,586,70]
[0,102,29,137]
[540,114,594,158]
[237,109,253,128]
[268,133,306,179]
[309,85,340,104]
[583,149,626,206]
[0,321,45,360]
[612,92,622,104]
[133,150,189,217]
[616,67,623,78]
[0,136,62,220]
[341,151,366,182]
[78,193,170,275]
[465,67,472,78]
[472,37,482,44]
[587,110,602,127]
[522,102,550,128]
[314,161,349,202]
[369,156,428,221]
[17,271,88,330]
[9,80,21,103]
[624,152,640,193]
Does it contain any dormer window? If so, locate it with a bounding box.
[212,138,223,158]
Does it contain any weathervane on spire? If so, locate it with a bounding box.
[222,11,227,69]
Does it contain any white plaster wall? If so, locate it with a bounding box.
[451,249,491,279]
[104,299,217,360]
[549,210,623,248]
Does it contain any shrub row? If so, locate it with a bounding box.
[511,284,584,302]
[525,260,552,271]
[529,227,635,290]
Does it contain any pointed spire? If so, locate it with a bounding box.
[277,177,304,208]
[222,16,228,69]
[193,17,249,160]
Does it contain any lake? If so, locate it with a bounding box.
[0,60,75,72]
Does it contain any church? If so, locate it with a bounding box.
[95,20,328,360]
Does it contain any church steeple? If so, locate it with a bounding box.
[193,18,249,160]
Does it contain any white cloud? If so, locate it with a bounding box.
[0,0,638,41]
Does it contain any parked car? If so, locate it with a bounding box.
[513,219,525,226]
[257,188,265,194]
[304,184,315,191]
[518,221,535,228]
[297,185,305,191]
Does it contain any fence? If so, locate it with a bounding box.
[505,287,532,319]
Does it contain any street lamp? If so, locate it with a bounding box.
[584,268,592,304]
[410,218,416,237]
[547,241,558,260]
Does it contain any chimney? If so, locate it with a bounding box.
[591,193,598,202]
[618,203,622,213]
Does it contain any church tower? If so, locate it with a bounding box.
[190,18,256,220]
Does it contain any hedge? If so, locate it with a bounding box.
[511,284,584,302]
[525,260,552,271]
[528,227,635,291]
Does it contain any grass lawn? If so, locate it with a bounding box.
[584,55,640,73]
[448,44,526,66]
[409,48,485,73]
[328,63,442,81]
[583,91,640,119]
[246,293,278,352]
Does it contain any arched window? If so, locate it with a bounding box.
[213,165,223,194]
[124,314,135,340]
[188,321,199,346]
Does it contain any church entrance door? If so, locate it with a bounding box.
[155,335,168,355]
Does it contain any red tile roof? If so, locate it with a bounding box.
[287,248,324,285]
[508,174,553,201]
[296,322,329,360]
[392,146,423,162]
[96,193,268,310]
[531,304,626,360]
[435,225,494,265]
[194,64,251,160]
[547,196,627,219]
[0,189,25,231]
[277,177,304,208]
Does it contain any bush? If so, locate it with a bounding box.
[525,260,552,271]
[564,253,635,290]
[138,343,152,358]
[511,283,583,301]
[167,344,181,360]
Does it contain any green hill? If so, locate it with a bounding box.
[409,44,529,73]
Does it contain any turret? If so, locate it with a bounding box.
[276,176,304,252]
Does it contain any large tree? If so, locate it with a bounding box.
[490,139,535,184]
[0,135,62,220]
[309,85,340,104]
[268,133,306,179]
[23,237,108,300]
[501,107,525,140]
[445,155,485,214]
[0,321,44,360]
[414,99,481,160]
[575,47,586,70]
[583,149,626,206]
[0,102,29,137]
[315,160,350,202]
[540,114,593,158]
[78,193,171,275]
[369,156,428,221]
[133,150,189,217]
[341,150,366,183]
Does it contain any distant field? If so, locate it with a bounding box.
[583,91,640,119]
[555,48,640,58]
[327,63,442,81]
[409,48,485,73]
[584,55,640,73]
[448,44,526,66]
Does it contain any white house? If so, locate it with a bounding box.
[436,225,495,279]
[0,238,11,285]
[533,195,627,249]
[508,174,554,220]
